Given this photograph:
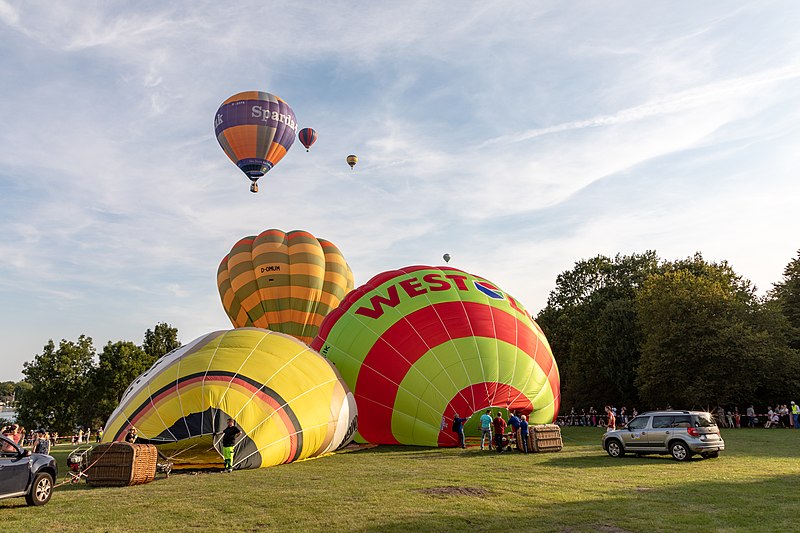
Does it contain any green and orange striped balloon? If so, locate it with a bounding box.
[311,266,560,447]
[217,229,355,345]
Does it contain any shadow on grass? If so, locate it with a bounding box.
[359,473,800,533]
[540,451,720,468]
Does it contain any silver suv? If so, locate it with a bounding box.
[602,410,724,461]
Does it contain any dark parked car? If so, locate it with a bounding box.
[0,434,57,505]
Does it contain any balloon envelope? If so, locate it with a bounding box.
[103,329,357,470]
[214,91,297,185]
[312,266,560,447]
[346,155,358,168]
[443,253,451,263]
[298,128,317,151]
[217,229,355,345]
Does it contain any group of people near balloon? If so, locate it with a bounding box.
[100,90,560,472]
[453,409,532,453]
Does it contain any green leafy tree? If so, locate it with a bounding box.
[85,341,155,425]
[536,251,660,409]
[635,255,792,408]
[14,381,32,403]
[770,250,800,349]
[0,381,15,403]
[16,336,95,433]
[142,322,181,359]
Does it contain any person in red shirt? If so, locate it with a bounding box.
[605,406,616,432]
[492,412,507,453]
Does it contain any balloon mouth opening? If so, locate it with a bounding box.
[238,161,272,178]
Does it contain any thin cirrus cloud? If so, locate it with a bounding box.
[1,2,799,380]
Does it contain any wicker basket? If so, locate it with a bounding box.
[528,424,563,453]
[87,442,158,487]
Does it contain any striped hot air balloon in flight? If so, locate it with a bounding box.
[217,229,354,345]
[298,127,317,151]
[214,91,297,193]
[311,266,560,447]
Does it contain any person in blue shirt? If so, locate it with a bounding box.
[518,414,529,453]
[508,411,521,450]
[452,414,469,449]
[479,409,493,450]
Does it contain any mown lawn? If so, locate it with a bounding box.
[2,427,799,532]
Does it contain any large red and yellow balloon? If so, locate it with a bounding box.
[312,266,560,447]
[217,229,354,345]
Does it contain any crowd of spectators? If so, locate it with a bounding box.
[556,406,640,428]
[557,403,800,429]
[1,424,104,450]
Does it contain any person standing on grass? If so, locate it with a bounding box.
[479,409,493,450]
[605,406,616,432]
[492,412,507,453]
[97,426,104,443]
[33,430,50,455]
[792,402,799,429]
[508,411,521,449]
[452,413,468,449]
[746,405,755,428]
[779,405,789,428]
[221,418,241,472]
[518,415,529,454]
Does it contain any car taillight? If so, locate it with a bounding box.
[687,428,700,437]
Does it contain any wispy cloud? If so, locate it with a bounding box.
[2,1,799,379]
[482,63,800,148]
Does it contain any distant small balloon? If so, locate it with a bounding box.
[346,155,358,169]
[443,253,451,263]
[298,128,317,152]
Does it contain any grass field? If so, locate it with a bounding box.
[2,427,799,532]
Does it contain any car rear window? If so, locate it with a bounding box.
[694,413,716,427]
[671,415,692,428]
[652,416,672,428]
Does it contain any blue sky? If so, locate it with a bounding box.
[1,1,799,381]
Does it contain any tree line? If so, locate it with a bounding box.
[535,250,800,412]
[10,323,180,434]
[7,250,799,432]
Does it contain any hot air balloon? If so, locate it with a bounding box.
[103,329,357,470]
[298,128,317,152]
[346,155,358,169]
[443,253,451,263]
[312,266,560,447]
[214,91,297,193]
[217,229,355,345]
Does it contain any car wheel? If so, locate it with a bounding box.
[701,451,719,459]
[25,472,54,506]
[670,441,691,462]
[606,439,625,458]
